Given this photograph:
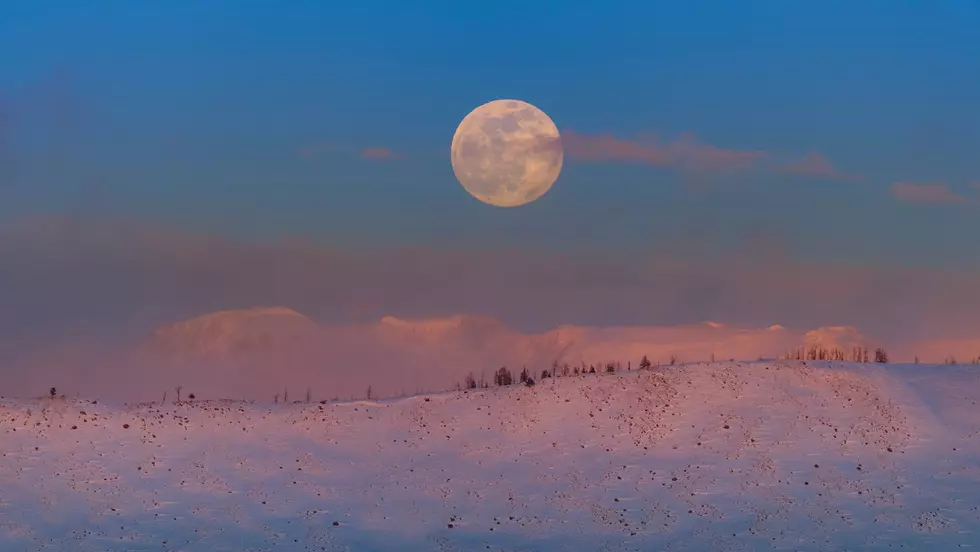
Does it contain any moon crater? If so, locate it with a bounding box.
[450,99,563,207]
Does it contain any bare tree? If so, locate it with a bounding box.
[366,386,373,400]
[464,372,477,389]
[274,392,280,404]
[914,355,919,364]
[669,355,678,366]
[163,390,168,403]
[807,346,827,361]
[283,387,288,403]
[639,356,652,370]
[175,385,182,402]
[306,388,312,403]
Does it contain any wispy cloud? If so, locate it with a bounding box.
[890,182,966,204]
[360,147,403,161]
[297,144,404,161]
[561,129,768,173]
[561,131,863,183]
[775,151,861,181]
[296,143,334,158]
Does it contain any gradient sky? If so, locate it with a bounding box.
[2,2,980,355]
[2,2,978,257]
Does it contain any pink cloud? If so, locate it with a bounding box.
[890,182,965,204]
[360,147,403,161]
[561,129,767,173]
[775,151,861,181]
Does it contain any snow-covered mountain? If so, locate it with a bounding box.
[9,307,885,402]
[1,360,977,550]
[149,306,322,359]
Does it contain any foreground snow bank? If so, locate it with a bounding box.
[1,361,978,551]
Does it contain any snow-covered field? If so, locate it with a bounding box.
[2,360,979,551]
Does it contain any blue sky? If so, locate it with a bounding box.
[1,1,979,264]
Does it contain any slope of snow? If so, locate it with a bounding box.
[2,361,979,551]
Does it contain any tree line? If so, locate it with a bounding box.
[782,345,891,363]
[456,355,668,390]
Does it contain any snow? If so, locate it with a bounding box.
[1,360,979,551]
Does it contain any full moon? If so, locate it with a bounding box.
[450,99,563,207]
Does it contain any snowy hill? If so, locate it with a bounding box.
[2,360,978,551]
